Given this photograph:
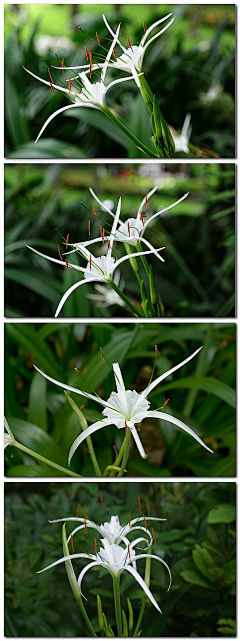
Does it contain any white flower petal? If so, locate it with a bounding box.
[37,552,94,574]
[68,418,114,465]
[142,347,203,397]
[55,276,101,317]
[112,362,126,394]
[33,365,113,410]
[136,552,172,590]
[143,17,175,52]
[144,192,189,230]
[35,103,90,143]
[26,244,84,271]
[141,14,173,46]
[125,565,162,612]
[137,186,158,217]
[146,410,213,453]
[77,561,103,599]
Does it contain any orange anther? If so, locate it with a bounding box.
[143,513,147,531]
[49,82,55,94]
[127,222,131,237]
[102,228,105,244]
[152,527,157,545]
[62,58,65,73]
[162,399,170,412]
[57,244,63,261]
[128,543,131,561]
[84,505,87,519]
[80,404,85,410]
[100,347,104,364]
[126,36,133,51]
[65,259,69,272]
[89,255,92,271]
[48,68,54,84]
[94,538,97,556]
[113,47,117,61]
[70,533,74,552]
[143,21,146,34]
[89,63,92,79]
[88,220,91,236]
[154,344,158,359]
[140,211,144,225]
[74,367,79,373]
[107,239,110,251]
[93,206,98,220]
[128,514,131,528]
[138,496,142,513]
[68,77,71,93]
[66,233,69,249]
[85,46,89,61]
[100,494,103,509]
[89,51,93,63]
[125,420,128,436]
[145,195,148,208]
[76,503,80,518]
[84,520,88,536]
[146,500,150,516]
[96,32,101,45]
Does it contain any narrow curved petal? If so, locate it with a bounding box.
[108,197,122,258]
[140,237,165,263]
[143,17,175,52]
[137,186,158,218]
[101,22,121,81]
[113,247,164,273]
[37,552,93,574]
[69,237,108,250]
[24,66,72,96]
[135,553,172,590]
[26,244,84,271]
[129,516,166,527]
[146,410,213,453]
[125,565,162,613]
[112,362,126,393]
[102,14,127,53]
[141,14,173,45]
[68,418,114,465]
[144,193,189,230]
[33,365,113,410]
[77,561,103,598]
[35,103,93,143]
[107,73,143,91]
[129,423,147,459]
[55,277,101,317]
[89,188,121,221]
[143,347,202,397]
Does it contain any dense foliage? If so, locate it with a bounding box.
[5,481,236,636]
[5,322,236,477]
[5,163,235,318]
[4,4,235,158]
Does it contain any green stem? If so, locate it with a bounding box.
[124,243,143,287]
[110,279,144,317]
[117,429,131,477]
[109,435,127,477]
[133,547,152,636]
[13,441,82,477]
[113,576,123,637]
[103,106,157,158]
[137,242,164,317]
[64,392,102,476]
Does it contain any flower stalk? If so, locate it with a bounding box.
[113,575,123,636]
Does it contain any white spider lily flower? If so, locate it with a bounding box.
[24,23,140,143]
[87,271,125,308]
[27,198,164,317]
[61,14,175,88]
[170,114,192,154]
[34,346,214,463]
[4,417,15,449]
[48,514,166,549]
[37,536,171,612]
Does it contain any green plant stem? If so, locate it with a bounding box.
[62,524,97,637]
[110,279,144,317]
[113,576,123,637]
[103,106,157,158]
[12,441,82,477]
[109,435,127,477]
[137,242,164,316]
[64,392,102,476]
[124,243,143,287]
[117,429,131,477]
[133,547,152,636]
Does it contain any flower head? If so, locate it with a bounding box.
[170,114,192,155]
[4,417,15,449]
[24,23,140,142]
[34,347,214,463]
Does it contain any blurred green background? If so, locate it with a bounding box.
[5,322,236,477]
[4,4,235,158]
[5,163,235,318]
[5,481,236,636]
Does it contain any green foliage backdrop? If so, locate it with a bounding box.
[5,322,236,477]
[4,4,235,158]
[4,163,235,318]
[5,481,236,636]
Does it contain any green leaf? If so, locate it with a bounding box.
[28,372,47,430]
[208,503,236,524]
[180,570,214,590]
[159,376,236,408]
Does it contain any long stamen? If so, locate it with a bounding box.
[65,259,69,272]
[140,211,144,225]
[96,32,101,45]
[162,399,170,412]
[102,228,105,244]
[126,36,133,51]
[76,502,80,518]
[88,220,91,236]
[70,533,74,552]
[128,514,131,529]
[154,344,159,359]
[68,77,71,93]
[66,233,69,249]
[62,58,65,73]
[152,527,157,545]
[85,46,89,61]
[94,538,97,557]
[48,68,54,84]
[93,206,98,220]
[49,82,55,94]
[57,244,63,260]
[100,494,104,509]
[143,21,146,34]
[138,496,142,513]
[143,513,147,531]
[146,500,150,516]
